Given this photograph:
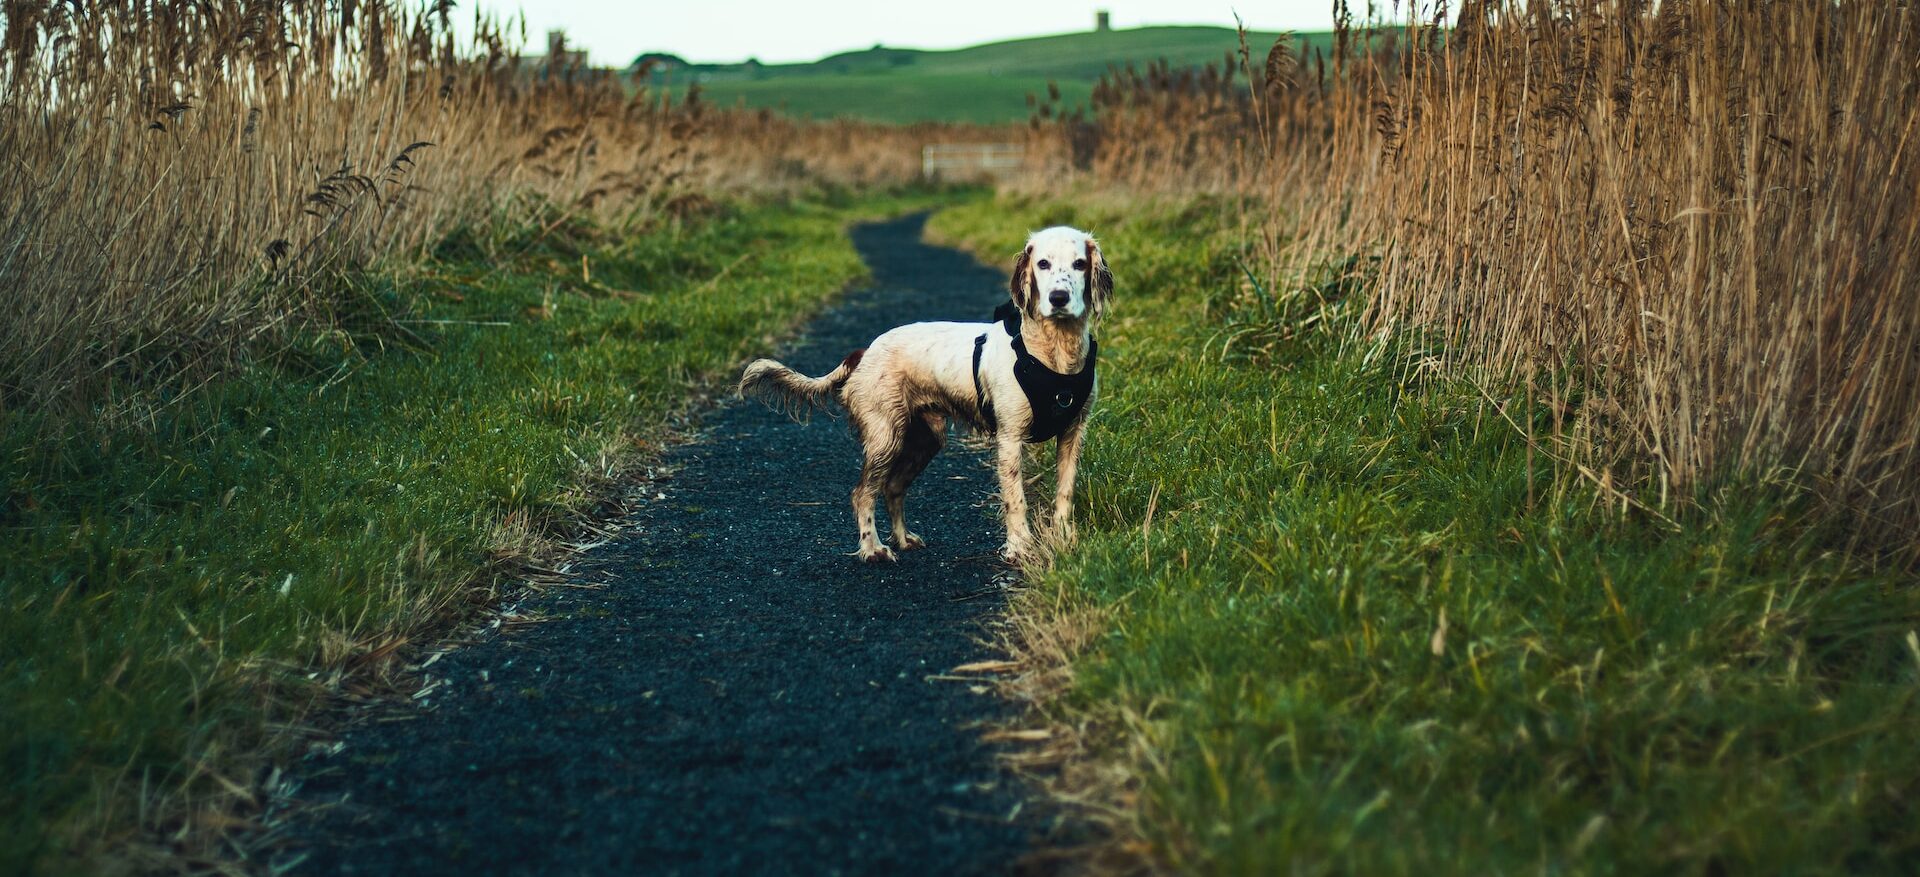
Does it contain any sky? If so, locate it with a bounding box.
[477,1,1341,67]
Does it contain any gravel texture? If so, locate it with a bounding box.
[286,213,1034,876]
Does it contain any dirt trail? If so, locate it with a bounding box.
[286,214,1033,875]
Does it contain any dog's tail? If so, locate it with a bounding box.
[738,349,863,418]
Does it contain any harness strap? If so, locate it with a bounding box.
[1011,334,1096,443]
[972,314,1097,443]
[971,332,993,425]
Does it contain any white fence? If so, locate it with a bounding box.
[921,143,1026,180]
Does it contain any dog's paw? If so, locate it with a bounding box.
[860,545,899,564]
[1000,542,1031,565]
[894,532,927,551]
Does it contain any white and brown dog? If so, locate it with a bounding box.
[740,226,1111,563]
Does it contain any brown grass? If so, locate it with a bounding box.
[0,3,1014,869]
[0,1,969,414]
[1025,0,1920,556]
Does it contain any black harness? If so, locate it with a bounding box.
[971,303,1098,443]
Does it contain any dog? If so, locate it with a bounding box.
[739,226,1112,563]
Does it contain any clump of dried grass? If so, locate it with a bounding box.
[1033,0,1920,556]
[0,1,960,414]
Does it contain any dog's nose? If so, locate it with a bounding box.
[1048,290,1070,309]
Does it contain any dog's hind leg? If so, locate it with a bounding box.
[852,455,897,563]
[884,414,946,550]
[851,415,904,564]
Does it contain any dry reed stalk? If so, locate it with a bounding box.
[1032,1,1920,556]
[0,1,982,416]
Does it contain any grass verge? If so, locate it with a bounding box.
[929,194,1920,874]
[2,189,956,873]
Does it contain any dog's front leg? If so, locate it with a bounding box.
[995,430,1033,562]
[1051,419,1085,545]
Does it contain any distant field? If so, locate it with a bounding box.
[668,26,1334,124]
[701,73,1091,125]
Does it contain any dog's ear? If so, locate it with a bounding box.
[1087,238,1113,317]
[1009,244,1036,313]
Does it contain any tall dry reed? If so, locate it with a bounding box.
[0,1,953,414]
[1036,1,1920,554]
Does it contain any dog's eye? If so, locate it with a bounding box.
[1073,259,1088,271]
[1036,259,1050,270]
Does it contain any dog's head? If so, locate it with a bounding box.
[1009,226,1111,324]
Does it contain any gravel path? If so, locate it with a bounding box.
[287,214,1033,876]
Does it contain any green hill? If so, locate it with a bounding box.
[644,26,1334,125]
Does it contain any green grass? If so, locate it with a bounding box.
[928,194,1920,873]
[0,190,955,872]
[679,26,1333,124]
